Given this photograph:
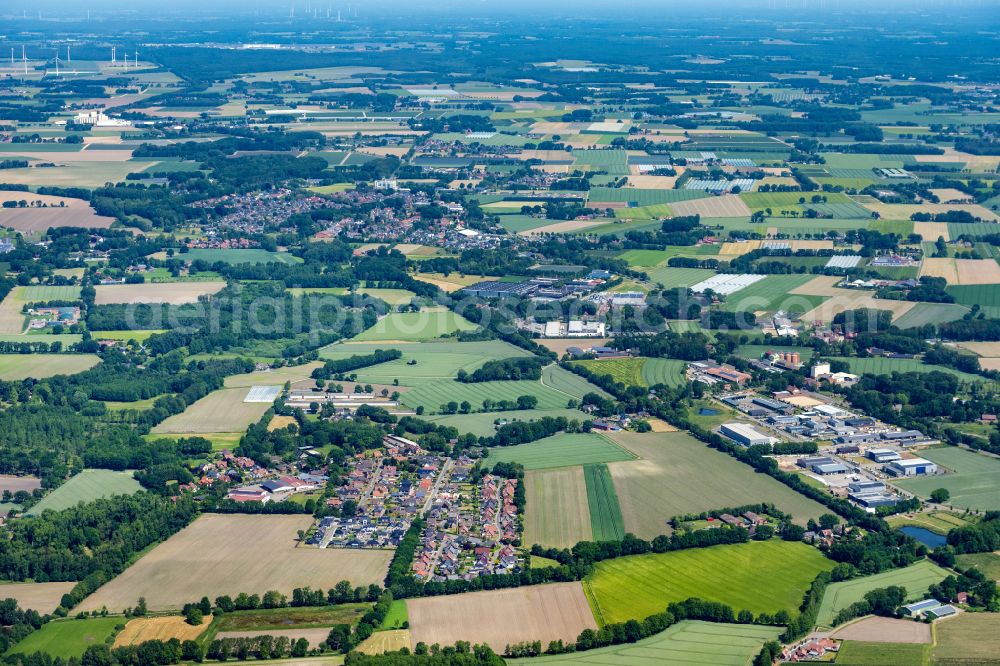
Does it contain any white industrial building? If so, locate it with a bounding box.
[886,458,937,476]
[73,110,132,127]
[720,422,778,447]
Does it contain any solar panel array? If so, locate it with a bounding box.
[825,255,863,269]
[690,273,767,295]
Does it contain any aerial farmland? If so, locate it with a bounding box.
[0,3,997,665]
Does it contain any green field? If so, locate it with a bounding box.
[814,560,951,628]
[15,286,82,302]
[613,203,674,220]
[646,267,717,290]
[0,354,100,380]
[426,408,591,437]
[487,433,635,470]
[284,287,349,297]
[835,641,928,666]
[893,446,1000,511]
[320,340,529,386]
[572,358,644,387]
[213,604,368,631]
[541,365,612,400]
[720,274,824,315]
[508,620,782,666]
[378,600,409,630]
[588,187,709,206]
[144,432,244,452]
[182,248,302,265]
[955,552,1000,581]
[90,330,166,342]
[401,378,570,414]
[948,284,1000,318]
[607,431,829,537]
[27,469,142,515]
[828,357,990,385]
[584,540,833,625]
[571,357,686,389]
[584,464,625,542]
[350,310,478,342]
[6,617,121,659]
[356,287,417,306]
[892,303,971,329]
[618,249,674,268]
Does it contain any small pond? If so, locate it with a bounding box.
[899,525,947,549]
[698,408,720,416]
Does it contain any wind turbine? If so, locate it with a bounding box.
[22,46,27,76]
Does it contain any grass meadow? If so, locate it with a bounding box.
[524,467,592,549]
[27,469,141,515]
[933,612,1000,665]
[955,552,1000,581]
[584,540,833,625]
[487,433,635,470]
[6,617,122,659]
[0,354,100,380]
[584,464,625,542]
[182,248,301,264]
[814,560,951,628]
[572,358,686,389]
[836,641,928,666]
[606,431,828,538]
[320,340,529,386]
[427,408,590,438]
[893,446,1000,511]
[351,309,478,342]
[508,620,783,666]
[829,357,989,385]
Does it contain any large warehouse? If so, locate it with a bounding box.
[720,422,778,447]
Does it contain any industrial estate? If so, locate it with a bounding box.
[0,2,998,665]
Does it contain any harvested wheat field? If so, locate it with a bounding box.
[644,418,678,432]
[407,583,597,652]
[791,276,915,323]
[77,514,392,612]
[626,174,683,189]
[524,467,592,549]
[520,218,611,235]
[832,616,930,644]
[955,342,1000,357]
[114,615,210,647]
[268,414,298,431]
[0,207,115,234]
[979,359,1000,372]
[356,630,412,655]
[224,362,323,388]
[919,258,960,283]
[913,222,950,242]
[719,240,762,256]
[0,582,75,614]
[670,194,751,218]
[94,281,227,305]
[893,203,998,222]
[151,388,275,434]
[956,259,1000,285]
